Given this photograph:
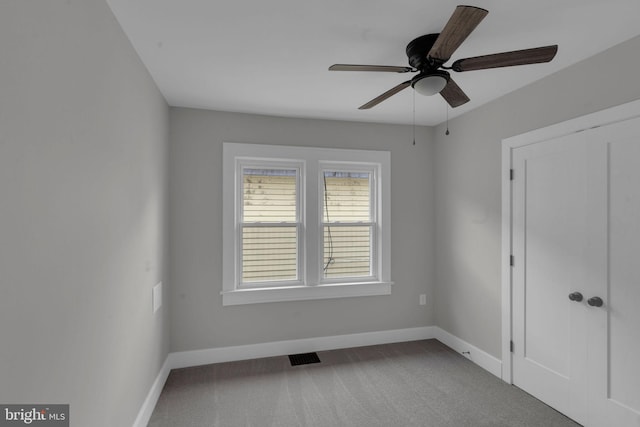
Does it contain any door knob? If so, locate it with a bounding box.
[568,292,583,302]
[587,296,604,307]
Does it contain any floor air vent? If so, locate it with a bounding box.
[288,352,321,366]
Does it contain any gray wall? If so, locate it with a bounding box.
[433,35,640,358]
[0,1,169,426]
[169,108,435,352]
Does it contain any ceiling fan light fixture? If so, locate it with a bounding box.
[412,72,449,96]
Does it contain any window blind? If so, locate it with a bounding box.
[322,171,373,278]
[241,168,298,283]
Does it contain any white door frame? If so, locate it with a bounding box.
[500,99,640,383]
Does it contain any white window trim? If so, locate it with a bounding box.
[222,142,392,306]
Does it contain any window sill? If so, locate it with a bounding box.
[221,281,393,306]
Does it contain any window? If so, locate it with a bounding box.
[240,165,302,285]
[223,143,391,305]
[321,168,375,280]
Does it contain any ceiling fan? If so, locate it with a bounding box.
[329,5,558,110]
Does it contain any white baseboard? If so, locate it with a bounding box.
[132,357,171,427]
[432,327,503,378]
[169,326,437,369]
[133,326,503,426]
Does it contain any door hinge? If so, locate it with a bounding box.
[510,255,514,266]
[510,169,514,181]
[510,341,514,353]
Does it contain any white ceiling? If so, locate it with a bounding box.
[106,0,640,126]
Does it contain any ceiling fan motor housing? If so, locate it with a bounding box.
[406,34,441,70]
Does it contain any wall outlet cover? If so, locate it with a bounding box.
[153,282,162,313]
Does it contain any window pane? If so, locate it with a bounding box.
[242,226,297,283]
[323,171,370,222]
[323,225,371,278]
[243,168,297,222]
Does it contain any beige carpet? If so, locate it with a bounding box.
[148,339,579,427]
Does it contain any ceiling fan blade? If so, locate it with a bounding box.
[428,5,488,62]
[440,78,470,108]
[358,81,412,110]
[452,45,558,72]
[329,64,414,73]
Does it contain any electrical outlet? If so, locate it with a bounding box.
[419,294,426,305]
[153,282,162,313]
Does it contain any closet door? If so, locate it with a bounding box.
[511,132,596,425]
[511,117,640,427]
[586,119,640,427]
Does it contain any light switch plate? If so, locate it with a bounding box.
[153,282,162,313]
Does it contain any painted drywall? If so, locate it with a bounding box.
[169,108,435,352]
[0,1,169,426]
[433,35,640,358]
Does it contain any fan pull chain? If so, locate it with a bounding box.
[445,104,450,136]
[412,90,416,145]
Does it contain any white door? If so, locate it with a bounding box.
[511,117,640,427]
[511,132,594,425]
[586,120,640,427]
